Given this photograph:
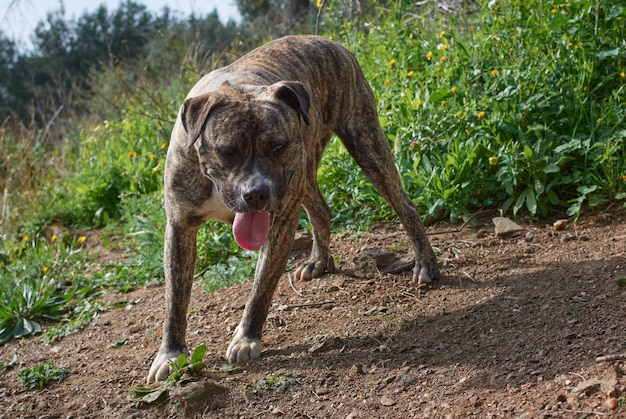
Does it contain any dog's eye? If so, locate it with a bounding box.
[272,143,287,155]
[217,148,237,161]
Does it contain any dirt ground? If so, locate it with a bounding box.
[1,207,626,418]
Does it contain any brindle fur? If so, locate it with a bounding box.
[147,35,439,383]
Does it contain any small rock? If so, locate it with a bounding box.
[380,395,396,406]
[493,217,524,237]
[553,219,569,231]
[571,378,601,396]
[606,397,619,410]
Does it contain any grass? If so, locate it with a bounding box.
[18,361,70,389]
[0,0,624,347]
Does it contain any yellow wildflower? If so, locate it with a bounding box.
[441,100,447,106]
[450,86,457,93]
[384,79,391,86]
[316,0,322,7]
[23,190,30,196]
[441,44,449,51]
[551,8,557,14]
[491,69,498,77]
[128,151,138,158]
[78,236,87,243]
[622,175,626,182]
[621,72,625,78]
[597,118,602,125]
[22,236,28,242]
[478,111,486,118]
[160,143,167,150]
[415,99,422,107]
[465,129,471,136]
[42,267,49,273]
[120,172,126,177]
[426,51,433,60]
[51,234,57,243]
[440,56,447,62]
[407,71,414,77]
[439,31,446,38]
[389,59,396,67]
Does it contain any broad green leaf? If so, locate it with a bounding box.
[191,344,207,364]
[525,189,537,215]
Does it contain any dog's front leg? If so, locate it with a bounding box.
[226,207,300,364]
[147,221,197,383]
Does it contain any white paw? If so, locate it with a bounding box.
[146,350,185,384]
[226,327,261,364]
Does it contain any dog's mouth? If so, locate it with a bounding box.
[232,211,271,251]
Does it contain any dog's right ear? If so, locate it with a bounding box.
[181,93,221,148]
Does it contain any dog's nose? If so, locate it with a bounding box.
[242,182,270,210]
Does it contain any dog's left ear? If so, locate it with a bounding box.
[271,81,311,126]
[181,93,222,148]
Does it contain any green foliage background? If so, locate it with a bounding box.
[0,0,624,345]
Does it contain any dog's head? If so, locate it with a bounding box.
[180,80,311,249]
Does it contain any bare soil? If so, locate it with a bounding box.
[1,207,626,418]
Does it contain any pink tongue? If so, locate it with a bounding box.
[233,212,271,250]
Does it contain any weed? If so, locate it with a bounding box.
[128,344,208,406]
[255,372,299,393]
[18,361,69,389]
[0,279,74,344]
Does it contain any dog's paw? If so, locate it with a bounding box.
[294,255,335,281]
[226,328,261,364]
[414,260,440,285]
[146,349,185,384]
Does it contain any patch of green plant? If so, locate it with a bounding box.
[255,372,299,394]
[321,0,625,222]
[0,279,74,344]
[18,361,70,389]
[128,344,208,406]
[198,249,257,293]
[219,363,244,374]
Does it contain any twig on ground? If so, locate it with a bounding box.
[288,273,303,297]
[595,352,626,363]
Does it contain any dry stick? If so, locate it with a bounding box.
[283,300,335,310]
[595,353,626,363]
[287,273,303,297]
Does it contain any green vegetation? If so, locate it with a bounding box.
[0,0,624,346]
[255,372,299,393]
[128,344,209,406]
[18,361,70,389]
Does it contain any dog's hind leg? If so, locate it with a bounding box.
[334,93,439,284]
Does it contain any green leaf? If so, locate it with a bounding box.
[191,344,207,364]
[590,48,619,59]
[616,278,626,287]
[523,145,533,161]
[142,388,168,404]
[542,163,560,174]
[513,190,527,215]
[525,189,537,215]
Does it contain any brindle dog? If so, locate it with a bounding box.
[147,35,439,383]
